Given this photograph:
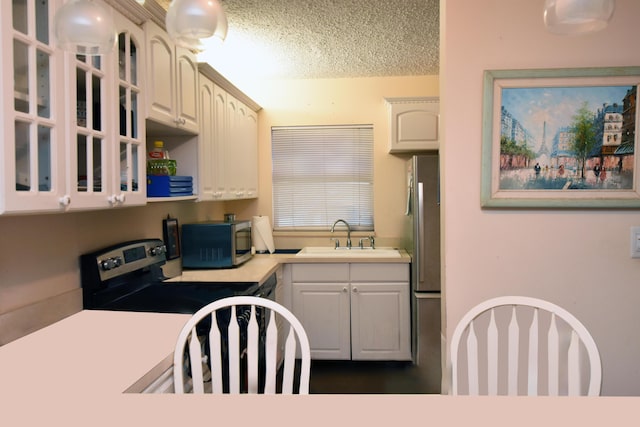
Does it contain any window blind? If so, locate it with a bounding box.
[271,124,374,231]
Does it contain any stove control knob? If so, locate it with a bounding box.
[100,258,115,271]
[99,256,123,271]
[149,245,166,256]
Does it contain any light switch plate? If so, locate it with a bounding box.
[631,227,640,258]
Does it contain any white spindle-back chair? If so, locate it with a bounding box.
[173,296,311,394]
[450,296,601,396]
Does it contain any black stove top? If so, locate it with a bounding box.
[80,239,274,315]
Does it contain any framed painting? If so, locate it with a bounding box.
[163,217,181,260]
[481,66,640,208]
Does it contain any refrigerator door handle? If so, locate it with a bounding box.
[418,181,425,284]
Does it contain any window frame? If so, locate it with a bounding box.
[271,124,374,232]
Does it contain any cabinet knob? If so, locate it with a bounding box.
[59,195,71,206]
[343,287,348,293]
[352,287,358,293]
[108,194,126,204]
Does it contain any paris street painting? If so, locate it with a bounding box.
[481,67,640,208]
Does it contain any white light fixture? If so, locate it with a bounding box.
[166,3,228,51]
[54,0,117,55]
[166,0,227,47]
[544,0,615,35]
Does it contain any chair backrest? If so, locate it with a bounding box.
[173,296,311,394]
[450,296,601,396]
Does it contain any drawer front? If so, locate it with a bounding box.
[291,263,350,282]
[350,263,409,282]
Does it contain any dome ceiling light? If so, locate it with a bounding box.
[543,0,615,35]
[166,0,228,50]
[54,0,117,55]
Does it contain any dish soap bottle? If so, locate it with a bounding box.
[149,140,165,160]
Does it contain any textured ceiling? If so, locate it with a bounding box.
[156,0,440,79]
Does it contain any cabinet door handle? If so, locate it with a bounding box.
[352,287,358,293]
[108,194,126,204]
[342,287,348,293]
[59,195,71,206]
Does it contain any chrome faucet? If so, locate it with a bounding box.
[331,219,352,249]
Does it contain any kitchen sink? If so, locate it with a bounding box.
[295,246,401,258]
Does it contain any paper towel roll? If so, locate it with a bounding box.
[252,216,275,254]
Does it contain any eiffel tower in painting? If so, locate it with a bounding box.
[537,121,551,160]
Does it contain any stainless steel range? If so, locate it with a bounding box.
[81,238,277,394]
[80,238,275,314]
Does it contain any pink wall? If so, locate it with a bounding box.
[441,0,640,395]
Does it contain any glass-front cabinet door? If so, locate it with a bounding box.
[1,1,148,215]
[1,0,66,214]
[113,13,146,206]
[66,52,111,209]
[65,5,146,210]
[1,0,147,214]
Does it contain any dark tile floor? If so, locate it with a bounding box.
[308,360,441,394]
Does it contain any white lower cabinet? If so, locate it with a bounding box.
[350,281,411,360]
[293,281,352,360]
[291,263,411,361]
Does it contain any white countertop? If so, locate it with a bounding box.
[0,310,190,395]
[165,251,410,284]
[0,310,631,426]
[165,255,283,284]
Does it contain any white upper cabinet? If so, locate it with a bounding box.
[64,47,111,210]
[0,0,147,214]
[225,94,259,199]
[113,14,147,207]
[236,102,258,199]
[197,64,259,201]
[66,3,146,210]
[386,97,440,152]
[144,20,198,135]
[63,4,147,210]
[0,0,67,214]
[197,74,217,200]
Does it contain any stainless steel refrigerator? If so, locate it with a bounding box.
[403,153,442,393]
